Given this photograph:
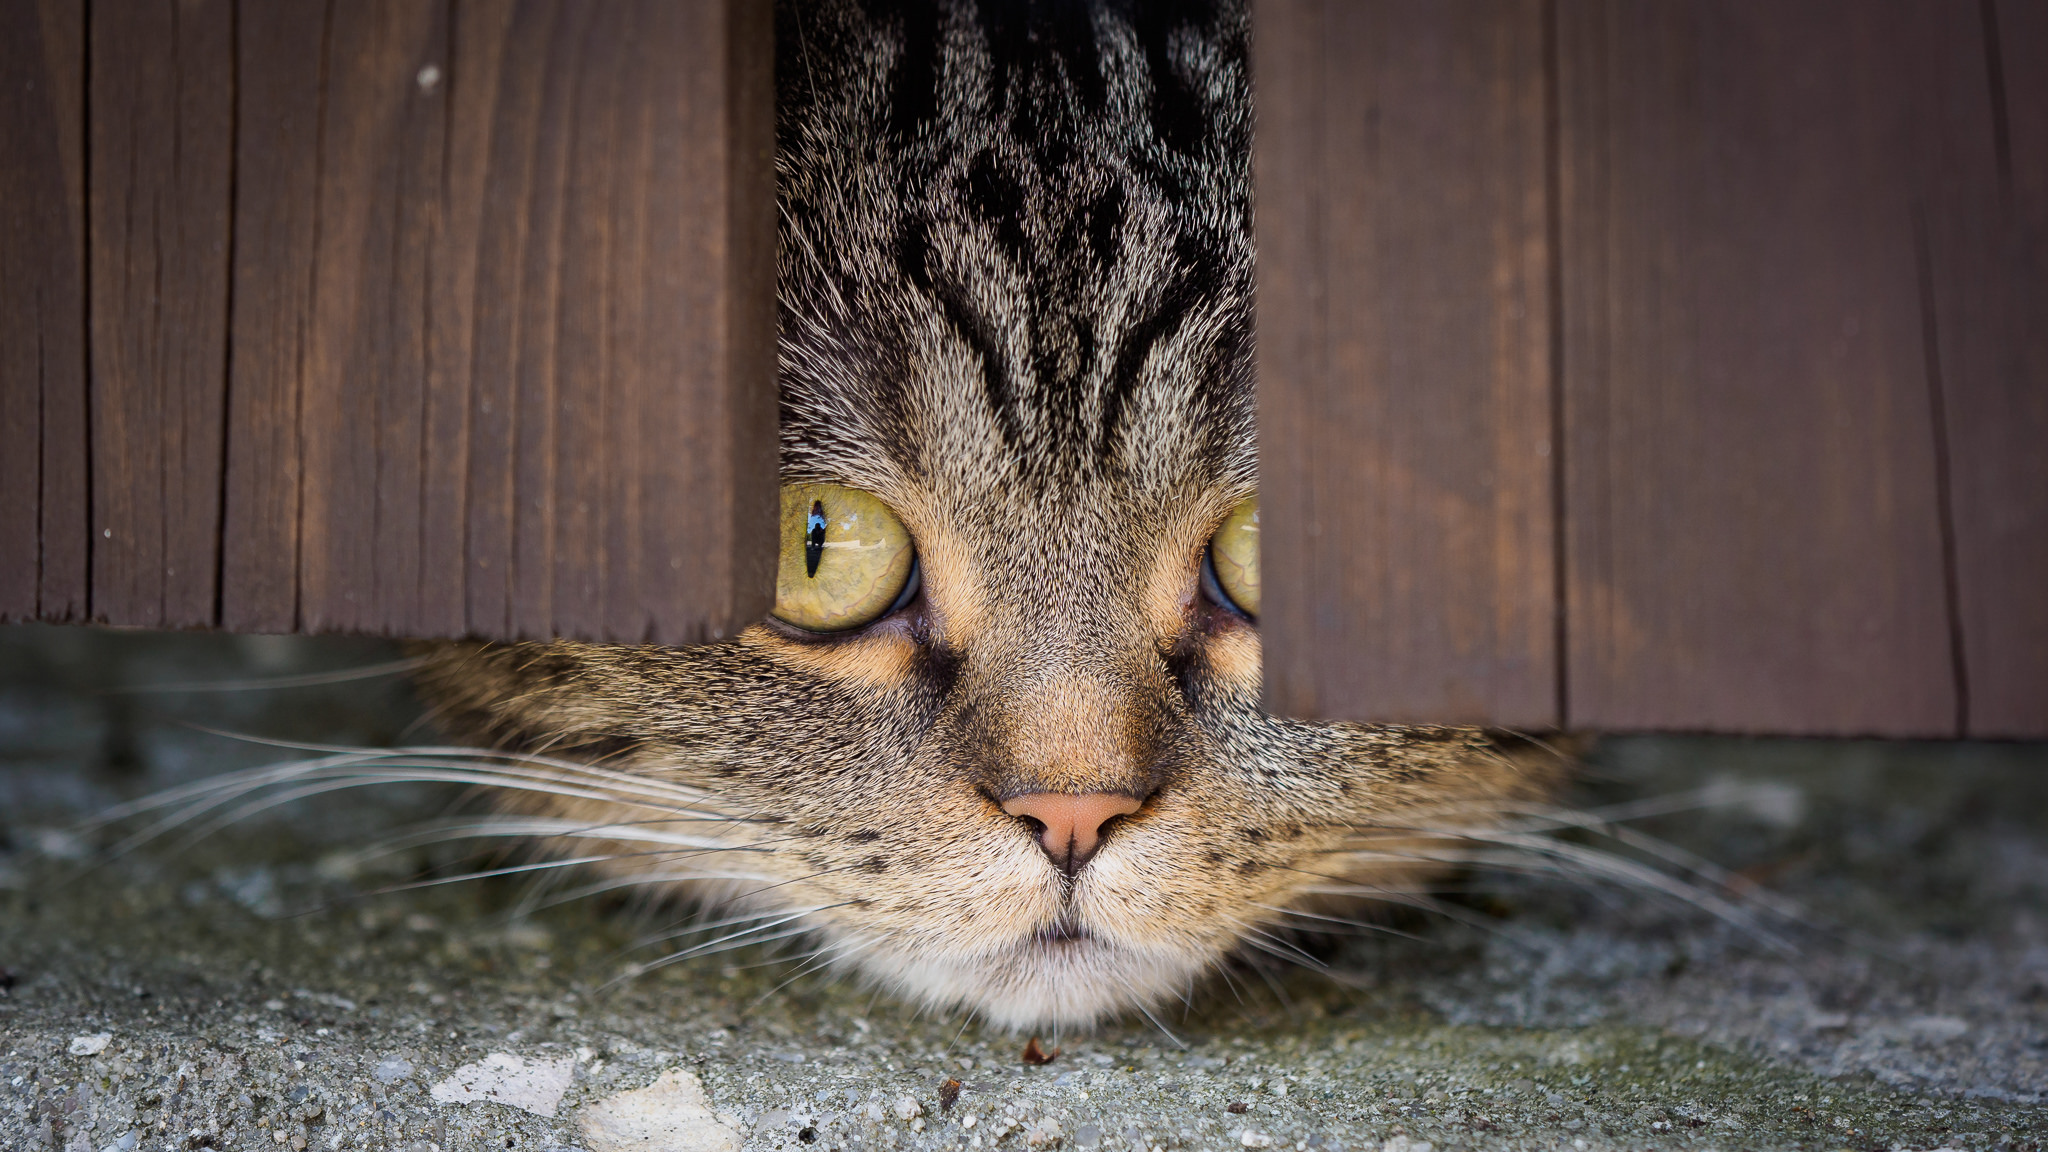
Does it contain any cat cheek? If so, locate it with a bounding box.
[741,625,921,690]
[1200,624,1262,689]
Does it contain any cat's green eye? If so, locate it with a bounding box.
[1206,498,1259,618]
[773,483,918,632]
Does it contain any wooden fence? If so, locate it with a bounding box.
[2,0,2042,737]
[1256,0,2045,738]
[0,0,776,646]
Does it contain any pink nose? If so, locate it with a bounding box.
[1000,792,1144,871]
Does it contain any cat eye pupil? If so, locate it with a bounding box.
[774,483,918,633]
[805,500,828,578]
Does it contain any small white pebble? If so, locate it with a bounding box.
[893,1096,922,1121]
[1025,1119,1064,1147]
[68,1033,112,1057]
[1240,1132,1274,1148]
[962,1115,978,1129]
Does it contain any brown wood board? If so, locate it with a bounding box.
[1928,0,2048,737]
[6,0,776,644]
[1254,0,1558,727]
[219,0,326,634]
[8,0,2035,731]
[1996,0,2046,204]
[86,0,236,629]
[292,0,449,636]
[1554,0,1991,735]
[458,0,777,644]
[0,0,88,623]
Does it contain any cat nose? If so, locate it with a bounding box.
[1000,792,1144,872]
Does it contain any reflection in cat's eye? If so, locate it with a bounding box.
[805,500,828,577]
[1207,497,1259,618]
[773,483,918,632]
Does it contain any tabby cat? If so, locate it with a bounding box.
[416,0,1556,1031]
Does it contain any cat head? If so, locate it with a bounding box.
[416,0,1553,1030]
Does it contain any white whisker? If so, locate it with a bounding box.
[630,903,852,951]
[100,658,425,694]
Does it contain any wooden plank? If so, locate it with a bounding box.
[597,0,778,644]
[463,0,776,644]
[499,3,587,641]
[11,0,776,645]
[695,0,779,646]
[1996,0,2047,203]
[1555,0,1992,735]
[1930,206,2048,738]
[457,0,530,641]
[295,0,449,635]
[1929,0,2048,737]
[416,0,515,639]
[87,0,235,629]
[1255,0,1557,726]
[220,0,325,634]
[546,4,627,644]
[0,0,87,623]
[224,0,774,644]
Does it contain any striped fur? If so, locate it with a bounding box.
[417,0,1559,1030]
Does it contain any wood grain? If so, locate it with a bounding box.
[219,0,325,634]
[294,0,449,636]
[1997,0,2047,204]
[217,0,776,643]
[462,0,776,644]
[87,0,235,629]
[1928,0,2048,736]
[1555,0,1988,735]
[1255,0,1557,726]
[0,0,87,623]
[9,0,2035,730]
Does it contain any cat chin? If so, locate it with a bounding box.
[851,935,1206,1032]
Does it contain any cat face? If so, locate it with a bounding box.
[417,0,1551,1029]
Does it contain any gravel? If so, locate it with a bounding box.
[2,625,2044,1151]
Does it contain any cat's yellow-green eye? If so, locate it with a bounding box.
[773,483,919,632]
[1205,497,1259,618]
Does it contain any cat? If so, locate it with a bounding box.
[414,0,1560,1032]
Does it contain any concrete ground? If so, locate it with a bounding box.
[1,625,2043,1152]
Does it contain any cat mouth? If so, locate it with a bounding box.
[1032,918,1090,945]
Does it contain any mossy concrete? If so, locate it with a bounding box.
[2,626,2044,1152]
